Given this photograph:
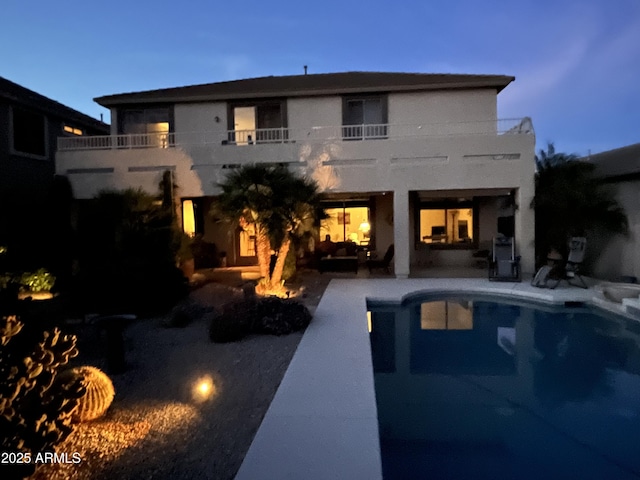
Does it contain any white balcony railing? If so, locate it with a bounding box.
[59,132,175,151]
[226,127,290,145]
[57,118,533,151]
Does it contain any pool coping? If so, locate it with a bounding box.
[234,278,637,480]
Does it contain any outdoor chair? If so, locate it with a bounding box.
[488,236,521,282]
[540,237,588,289]
[367,244,394,274]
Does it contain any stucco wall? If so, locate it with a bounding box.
[57,89,536,275]
[388,89,497,129]
[287,96,342,132]
[593,180,640,280]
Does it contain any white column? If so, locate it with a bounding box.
[393,189,410,278]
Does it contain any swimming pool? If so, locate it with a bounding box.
[368,294,640,479]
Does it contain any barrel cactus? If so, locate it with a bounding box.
[60,366,115,422]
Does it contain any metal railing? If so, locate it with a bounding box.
[58,132,175,151]
[226,127,290,145]
[57,118,533,151]
[341,124,388,140]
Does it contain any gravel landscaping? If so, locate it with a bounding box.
[32,272,331,480]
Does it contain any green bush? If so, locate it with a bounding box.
[208,296,312,342]
[75,187,188,315]
[18,268,56,293]
[255,297,312,335]
[209,300,254,343]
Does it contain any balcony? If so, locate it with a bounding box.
[57,118,533,152]
[56,117,534,199]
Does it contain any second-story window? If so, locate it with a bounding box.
[342,95,388,140]
[228,101,287,145]
[11,107,47,158]
[119,107,172,148]
[63,125,84,136]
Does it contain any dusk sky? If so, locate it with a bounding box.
[2,0,638,156]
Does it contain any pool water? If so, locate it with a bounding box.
[368,296,640,480]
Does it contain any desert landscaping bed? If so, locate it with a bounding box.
[33,272,331,480]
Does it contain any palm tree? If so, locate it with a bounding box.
[531,143,628,267]
[215,164,326,294]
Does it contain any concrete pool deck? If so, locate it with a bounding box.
[235,278,638,480]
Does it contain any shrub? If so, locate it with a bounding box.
[208,296,312,343]
[255,297,312,336]
[164,299,210,328]
[0,316,84,479]
[209,300,254,343]
[18,268,56,293]
[75,188,189,315]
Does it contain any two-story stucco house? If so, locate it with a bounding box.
[55,72,536,277]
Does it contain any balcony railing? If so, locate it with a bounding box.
[57,118,533,151]
[59,132,175,151]
[226,128,290,145]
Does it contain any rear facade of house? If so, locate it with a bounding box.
[55,72,536,277]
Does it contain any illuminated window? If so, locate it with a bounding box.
[342,95,388,140]
[11,107,46,157]
[228,102,286,145]
[239,223,256,257]
[63,125,84,136]
[182,200,196,237]
[321,206,370,244]
[420,207,473,245]
[119,107,171,147]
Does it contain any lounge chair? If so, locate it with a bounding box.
[488,237,521,282]
[535,237,588,289]
[367,244,394,274]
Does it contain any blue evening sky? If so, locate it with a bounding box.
[2,0,638,156]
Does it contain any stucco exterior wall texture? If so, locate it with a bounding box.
[593,180,640,280]
[57,88,536,275]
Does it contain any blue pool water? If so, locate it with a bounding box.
[368,295,640,480]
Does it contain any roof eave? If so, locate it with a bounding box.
[95,77,515,107]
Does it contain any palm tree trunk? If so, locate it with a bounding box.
[270,236,291,291]
[255,226,271,281]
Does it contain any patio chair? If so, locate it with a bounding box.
[546,237,588,289]
[488,237,521,282]
[367,244,394,274]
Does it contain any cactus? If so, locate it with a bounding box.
[0,315,84,479]
[59,366,115,422]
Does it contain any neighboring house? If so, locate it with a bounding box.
[0,76,109,242]
[55,72,536,277]
[584,143,640,282]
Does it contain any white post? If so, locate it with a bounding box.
[393,189,410,278]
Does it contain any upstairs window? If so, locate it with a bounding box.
[342,95,387,140]
[12,107,47,157]
[228,101,287,145]
[63,125,84,136]
[118,107,172,147]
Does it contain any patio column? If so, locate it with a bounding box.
[393,189,410,278]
